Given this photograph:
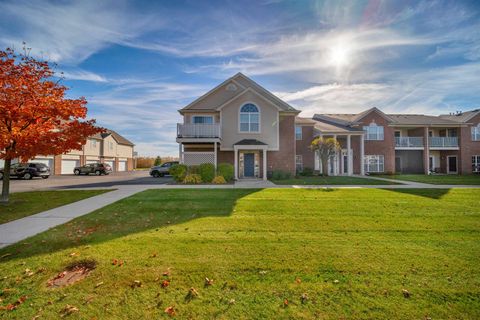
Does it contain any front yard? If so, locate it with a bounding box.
[378,174,480,185]
[0,188,479,319]
[271,175,399,185]
[0,190,111,224]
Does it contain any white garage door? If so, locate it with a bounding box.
[33,158,53,169]
[118,161,126,171]
[104,160,115,171]
[0,160,4,168]
[61,160,79,174]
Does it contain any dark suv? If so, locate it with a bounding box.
[74,163,112,176]
[149,161,179,178]
[0,162,50,180]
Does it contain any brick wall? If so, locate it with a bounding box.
[295,125,315,170]
[459,113,480,174]
[54,155,62,175]
[267,115,296,175]
[127,158,134,171]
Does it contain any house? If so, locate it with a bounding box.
[177,73,480,177]
[32,129,135,174]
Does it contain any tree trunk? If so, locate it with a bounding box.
[1,158,11,203]
[321,157,329,177]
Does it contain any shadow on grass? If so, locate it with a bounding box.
[383,188,452,200]
[0,189,260,262]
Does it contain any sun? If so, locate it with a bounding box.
[327,41,352,68]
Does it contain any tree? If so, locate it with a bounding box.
[154,156,162,166]
[0,47,102,203]
[310,137,341,176]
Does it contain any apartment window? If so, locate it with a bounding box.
[394,131,401,138]
[295,155,303,172]
[239,103,260,132]
[473,155,480,172]
[295,126,302,140]
[90,140,97,148]
[192,116,213,124]
[363,124,384,140]
[472,125,480,141]
[364,155,384,173]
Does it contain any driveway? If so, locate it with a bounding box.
[2,170,172,193]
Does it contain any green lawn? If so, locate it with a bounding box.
[378,174,480,185]
[0,190,112,224]
[0,188,479,319]
[272,175,400,185]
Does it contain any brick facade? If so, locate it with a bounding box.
[295,125,315,171]
[267,115,296,175]
[459,113,480,174]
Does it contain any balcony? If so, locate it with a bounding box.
[395,137,423,148]
[177,123,221,138]
[429,137,458,148]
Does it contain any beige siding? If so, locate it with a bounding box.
[186,80,243,110]
[102,135,117,157]
[116,144,133,158]
[220,90,279,150]
[83,138,102,156]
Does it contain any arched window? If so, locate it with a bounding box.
[240,103,260,132]
[363,122,384,140]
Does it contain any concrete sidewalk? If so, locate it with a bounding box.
[0,187,145,249]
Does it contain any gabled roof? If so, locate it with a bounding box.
[234,139,268,145]
[439,109,480,123]
[92,129,134,146]
[180,73,299,114]
[354,107,394,122]
[387,114,460,125]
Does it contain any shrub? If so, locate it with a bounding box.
[217,163,234,181]
[199,163,215,183]
[299,167,314,176]
[271,170,291,180]
[183,174,202,184]
[212,176,227,184]
[170,164,187,182]
[188,165,200,175]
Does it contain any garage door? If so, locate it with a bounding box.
[61,160,79,174]
[33,158,53,169]
[118,161,126,171]
[104,160,115,171]
[0,160,4,168]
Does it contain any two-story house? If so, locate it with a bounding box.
[177,73,480,178]
[32,129,135,175]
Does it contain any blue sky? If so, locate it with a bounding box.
[1,0,479,156]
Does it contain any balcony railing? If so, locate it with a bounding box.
[395,137,424,148]
[429,137,458,147]
[177,123,221,138]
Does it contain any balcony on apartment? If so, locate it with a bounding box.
[429,136,458,149]
[395,137,423,149]
[176,123,221,139]
[395,136,458,149]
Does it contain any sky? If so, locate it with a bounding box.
[1,0,480,156]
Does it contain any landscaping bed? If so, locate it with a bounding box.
[0,188,479,318]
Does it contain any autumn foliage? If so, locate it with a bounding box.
[0,46,102,202]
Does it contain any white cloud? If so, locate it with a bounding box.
[59,70,107,82]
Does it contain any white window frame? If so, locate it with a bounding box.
[363,124,384,140]
[364,155,384,173]
[192,115,214,124]
[295,126,302,140]
[295,155,303,172]
[239,102,260,133]
[90,140,97,148]
[471,125,480,141]
[472,155,480,173]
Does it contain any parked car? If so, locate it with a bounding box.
[73,163,112,176]
[149,161,179,178]
[0,162,50,180]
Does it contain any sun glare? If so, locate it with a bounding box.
[327,41,352,68]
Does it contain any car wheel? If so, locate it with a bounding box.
[95,170,101,176]
[74,169,80,175]
[23,172,32,180]
[0,172,3,180]
[152,171,160,178]
[159,172,165,177]
[42,176,49,179]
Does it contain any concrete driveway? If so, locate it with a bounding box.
[2,170,172,193]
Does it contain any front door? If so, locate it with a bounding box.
[447,156,457,174]
[244,153,255,177]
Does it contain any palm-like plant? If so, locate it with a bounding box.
[310,137,341,176]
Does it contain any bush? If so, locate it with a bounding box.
[212,176,227,184]
[188,165,200,175]
[299,167,314,176]
[183,174,202,184]
[199,163,215,183]
[170,164,187,182]
[271,170,291,180]
[217,163,234,181]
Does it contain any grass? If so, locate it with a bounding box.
[378,174,480,185]
[271,175,400,185]
[0,188,479,319]
[0,190,112,224]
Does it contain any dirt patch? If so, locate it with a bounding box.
[47,259,97,289]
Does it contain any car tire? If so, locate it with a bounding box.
[95,170,101,176]
[23,172,32,180]
[74,169,80,175]
[159,172,165,177]
[0,172,3,180]
[42,176,49,179]
[152,171,160,178]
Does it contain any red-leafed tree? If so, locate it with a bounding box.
[0,47,103,203]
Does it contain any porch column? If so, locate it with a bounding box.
[214,142,217,170]
[347,134,352,176]
[360,134,365,175]
[424,127,430,174]
[333,135,337,176]
[234,147,238,180]
[263,148,267,181]
[178,143,183,164]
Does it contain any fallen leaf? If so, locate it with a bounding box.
[94,281,104,288]
[295,278,302,284]
[283,298,289,307]
[164,306,175,316]
[204,277,214,287]
[0,295,27,311]
[69,252,79,257]
[402,289,411,298]
[60,304,79,317]
[185,287,198,301]
[131,280,142,289]
[301,293,309,304]
[161,280,170,288]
